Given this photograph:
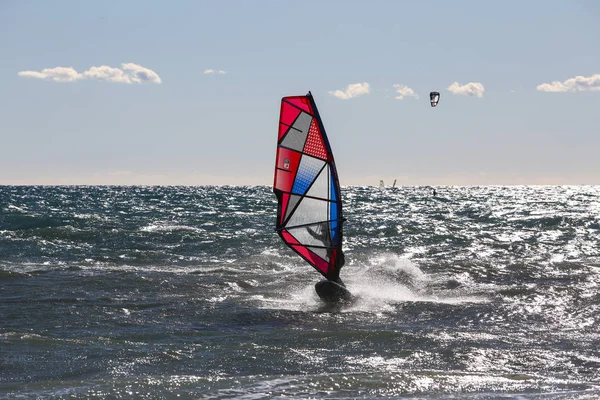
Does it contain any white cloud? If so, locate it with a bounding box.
[329,82,370,100]
[447,81,485,98]
[18,63,161,84]
[120,63,162,83]
[392,84,418,100]
[19,67,81,82]
[204,69,227,75]
[536,74,600,92]
[81,65,130,83]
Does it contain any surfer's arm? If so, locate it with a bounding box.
[306,224,331,246]
[306,226,321,241]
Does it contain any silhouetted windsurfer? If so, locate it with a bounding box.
[306,222,345,286]
[274,93,351,304]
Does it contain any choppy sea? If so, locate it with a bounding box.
[1,185,600,399]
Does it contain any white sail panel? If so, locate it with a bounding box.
[305,163,329,201]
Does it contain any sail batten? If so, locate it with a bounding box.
[278,218,344,232]
[273,92,343,279]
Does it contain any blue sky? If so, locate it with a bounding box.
[1,0,599,185]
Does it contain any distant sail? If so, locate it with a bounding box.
[273,92,344,280]
[392,179,397,188]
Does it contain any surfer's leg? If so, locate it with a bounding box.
[333,276,345,287]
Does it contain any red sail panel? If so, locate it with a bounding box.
[274,147,302,193]
[281,230,329,275]
[278,123,290,140]
[284,96,312,114]
[303,118,328,160]
[280,104,301,127]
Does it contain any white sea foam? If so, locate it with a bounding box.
[140,223,203,233]
[258,252,487,313]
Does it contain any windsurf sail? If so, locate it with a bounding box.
[273,92,344,280]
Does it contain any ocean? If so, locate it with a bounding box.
[1,185,599,399]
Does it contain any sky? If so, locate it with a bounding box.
[1,0,599,186]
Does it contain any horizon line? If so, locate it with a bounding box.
[1,183,598,188]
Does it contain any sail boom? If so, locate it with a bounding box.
[273,188,341,204]
[275,218,345,232]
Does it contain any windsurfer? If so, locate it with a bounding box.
[306,222,346,286]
